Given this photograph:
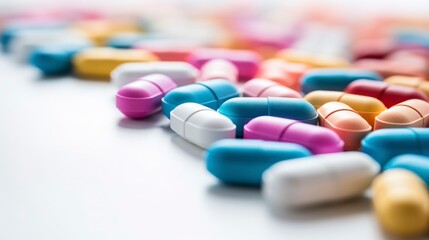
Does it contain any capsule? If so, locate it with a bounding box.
[354,59,427,79]
[241,78,302,98]
[9,29,89,62]
[116,74,177,119]
[73,19,140,46]
[206,139,311,186]
[134,39,198,61]
[162,79,239,119]
[170,103,236,149]
[275,49,350,68]
[301,69,381,94]
[361,128,429,167]
[73,47,158,79]
[111,61,199,88]
[107,33,145,49]
[30,42,91,75]
[263,152,379,208]
[244,116,343,154]
[256,59,309,90]
[218,97,318,137]
[345,79,428,108]
[187,48,262,80]
[384,154,429,186]
[199,59,238,83]
[375,99,429,130]
[385,75,429,98]
[305,90,387,126]
[372,169,429,237]
[318,102,371,151]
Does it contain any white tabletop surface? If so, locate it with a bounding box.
[0,54,391,240]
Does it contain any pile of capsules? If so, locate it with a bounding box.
[3,7,429,238]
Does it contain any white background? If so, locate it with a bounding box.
[0,0,428,239]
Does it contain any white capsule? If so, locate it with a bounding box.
[170,103,236,149]
[262,152,379,208]
[111,61,199,88]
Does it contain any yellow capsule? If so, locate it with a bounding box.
[275,49,349,68]
[372,169,429,238]
[73,20,141,46]
[73,47,158,79]
[304,90,386,127]
[385,75,429,98]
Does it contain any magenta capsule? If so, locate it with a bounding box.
[187,48,262,80]
[241,78,302,98]
[244,116,344,154]
[199,59,238,82]
[116,74,177,118]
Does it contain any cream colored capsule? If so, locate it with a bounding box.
[275,49,349,68]
[375,99,429,130]
[318,102,371,151]
[372,169,429,238]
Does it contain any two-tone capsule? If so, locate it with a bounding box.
[244,116,344,154]
[218,97,318,137]
[206,139,311,186]
[170,103,236,149]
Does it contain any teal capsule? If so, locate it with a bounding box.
[301,69,382,94]
[384,154,429,186]
[162,79,239,119]
[218,97,318,137]
[206,139,311,186]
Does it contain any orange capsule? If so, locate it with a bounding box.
[318,102,372,151]
[375,99,429,130]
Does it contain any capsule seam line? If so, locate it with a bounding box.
[182,108,213,138]
[409,128,423,155]
[257,84,278,97]
[197,83,219,108]
[376,85,388,101]
[323,108,357,120]
[144,79,166,94]
[278,121,299,142]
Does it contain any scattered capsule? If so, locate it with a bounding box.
[206,139,311,186]
[170,103,236,149]
[318,102,371,151]
[244,116,344,154]
[241,78,302,98]
[375,99,429,130]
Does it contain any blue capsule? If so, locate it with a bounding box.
[362,128,429,167]
[384,154,429,186]
[218,97,318,137]
[206,139,311,186]
[162,79,239,119]
[301,69,382,94]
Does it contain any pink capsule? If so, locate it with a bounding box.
[187,48,262,81]
[199,59,238,82]
[116,74,177,119]
[244,116,344,154]
[241,78,302,98]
